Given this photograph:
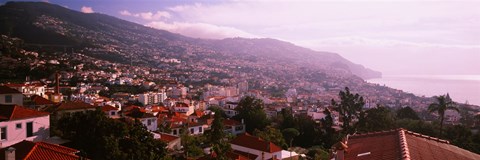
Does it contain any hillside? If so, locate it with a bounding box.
[0,1,380,79]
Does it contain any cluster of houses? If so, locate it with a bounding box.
[0,81,303,160]
[1,80,474,160]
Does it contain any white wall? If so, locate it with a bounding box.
[0,94,24,106]
[188,125,205,135]
[141,117,158,131]
[231,144,282,160]
[0,115,50,148]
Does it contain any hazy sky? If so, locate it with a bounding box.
[7,0,480,75]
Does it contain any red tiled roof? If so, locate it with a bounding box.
[343,128,480,160]
[0,86,22,94]
[232,150,258,160]
[31,95,55,105]
[125,107,156,119]
[158,133,180,143]
[0,140,79,160]
[223,119,242,126]
[101,105,118,112]
[0,105,49,122]
[198,151,252,160]
[56,101,97,111]
[151,106,168,113]
[175,102,189,108]
[5,82,45,88]
[230,133,282,153]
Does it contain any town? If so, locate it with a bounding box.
[1,1,480,160]
[1,38,480,159]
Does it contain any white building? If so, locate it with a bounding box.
[223,119,245,135]
[125,110,158,132]
[173,102,194,116]
[230,133,297,160]
[223,102,239,118]
[0,105,50,148]
[138,91,167,106]
[5,82,46,98]
[0,86,24,106]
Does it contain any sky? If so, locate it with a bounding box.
[3,0,480,76]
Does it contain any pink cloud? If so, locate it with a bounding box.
[81,6,94,13]
[119,10,171,20]
[146,21,258,39]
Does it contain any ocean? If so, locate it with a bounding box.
[367,75,480,106]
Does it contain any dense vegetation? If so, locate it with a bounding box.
[54,109,168,159]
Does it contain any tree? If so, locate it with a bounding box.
[319,108,337,148]
[331,87,365,134]
[57,109,167,159]
[428,94,459,136]
[254,126,288,149]
[206,111,231,159]
[180,125,204,158]
[282,128,300,148]
[357,106,396,132]
[233,96,270,133]
[396,106,420,120]
[207,105,227,118]
[294,114,321,147]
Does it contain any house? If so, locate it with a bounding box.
[199,151,253,160]
[0,140,81,160]
[332,128,480,160]
[125,108,158,131]
[5,82,46,98]
[173,102,194,116]
[30,95,55,110]
[0,105,50,148]
[0,86,23,106]
[223,119,245,135]
[155,132,181,150]
[230,133,298,160]
[101,105,120,118]
[45,101,97,118]
[169,121,206,136]
[223,102,239,118]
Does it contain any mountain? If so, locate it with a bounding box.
[0,1,380,79]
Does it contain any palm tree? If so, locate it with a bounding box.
[428,94,458,136]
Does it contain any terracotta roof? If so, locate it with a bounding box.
[0,140,79,160]
[158,133,180,143]
[151,106,168,113]
[31,95,55,105]
[174,102,189,108]
[5,83,44,88]
[0,105,50,122]
[0,86,22,94]
[230,133,282,153]
[125,107,156,119]
[101,105,118,112]
[198,151,252,160]
[56,101,97,111]
[232,150,258,160]
[343,128,480,160]
[223,119,242,126]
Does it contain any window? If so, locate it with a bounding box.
[26,122,33,137]
[5,95,12,103]
[199,127,203,133]
[110,111,116,116]
[190,128,194,134]
[173,130,177,135]
[147,119,152,126]
[16,123,22,129]
[235,126,244,131]
[1,127,6,140]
